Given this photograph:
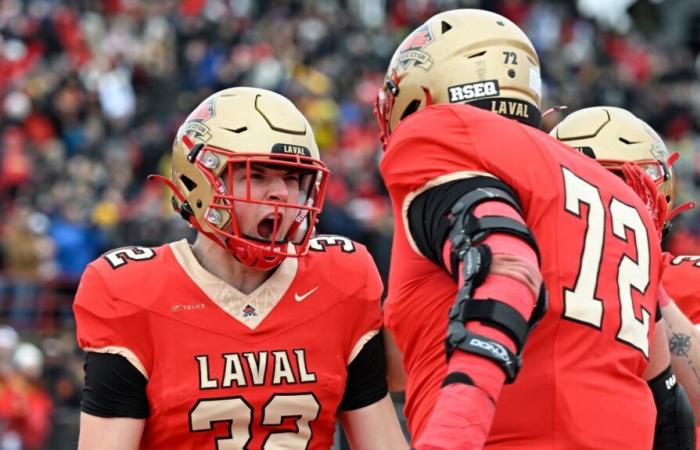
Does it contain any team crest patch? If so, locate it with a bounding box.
[183,97,216,142]
[242,304,258,318]
[396,23,434,70]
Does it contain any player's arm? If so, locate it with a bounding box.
[79,414,144,450]
[407,176,545,450]
[643,312,696,449]
[78,352,149,450]
[659,286,700,424]
[384,328,406,392]
[337,331,408,449]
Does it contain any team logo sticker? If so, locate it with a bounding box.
[395,23,434,70]
[183,96,216,142]
[448,80,500,103]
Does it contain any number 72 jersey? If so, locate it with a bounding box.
[380,104,664,449]
[74,237,382,449]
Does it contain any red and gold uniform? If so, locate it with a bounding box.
[74,236,381,450]
[664,253,700,324]
[663,252,700,450]
[381,104,664,448]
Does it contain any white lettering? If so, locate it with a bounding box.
[448,81,500,103]
[196,349,317,389]
[294,349,317,383]
[196,355,218,389]
[469,338,510,362]
[666,374,677,390]
[222,354,247,387]
[272,351,296,384]
[243,351,267,386]
[484,82,497,96]
[449,86,464,102]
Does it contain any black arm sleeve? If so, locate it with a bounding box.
[408,176,523,271]
[648,365,696,450]
[81,351,150,418]
[338,331,389,411]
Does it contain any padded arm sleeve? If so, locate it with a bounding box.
[649,365,696,449]
[409,176,544,449]
[408,176,525,276]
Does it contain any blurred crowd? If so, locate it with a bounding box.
[0,0,699,448]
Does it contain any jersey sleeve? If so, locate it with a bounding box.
[662,253,700,324]
[380,105,489,196]
[73,264,153,378]
[338,244,387,409]
[344,244,384,364]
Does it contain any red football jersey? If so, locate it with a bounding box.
[663,252,700,324]
[74,237,382,450]
[380,104,664,449]
[661,252,700,450]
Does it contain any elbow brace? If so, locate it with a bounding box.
[649,365,696,450]
[443,182,547,383]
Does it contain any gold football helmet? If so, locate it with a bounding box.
[374,8,542,148]
[550,106,693,226]
[151,87,329,270]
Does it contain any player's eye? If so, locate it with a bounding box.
[249,171,265,181]
[284,173,301,184]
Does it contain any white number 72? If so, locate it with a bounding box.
[562,167,652,357]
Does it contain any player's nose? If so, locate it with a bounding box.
[265,175,289,202]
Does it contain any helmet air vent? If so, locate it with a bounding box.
[222,126,248,134]
[180,175,197,192]
[619,137,641,145]
[401,100,421,120]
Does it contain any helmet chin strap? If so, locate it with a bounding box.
[227,239,284,271]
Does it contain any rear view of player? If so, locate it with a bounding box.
[375,9,674,449]
[552,106,698,448]
[74,87,408,450]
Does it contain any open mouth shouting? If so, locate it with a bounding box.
[256,212,284,241]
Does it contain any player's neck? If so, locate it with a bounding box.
[190,235,274,295]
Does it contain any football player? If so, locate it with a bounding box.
[375,9,678,449]
[551,106,699,447]
[74,87,408,450]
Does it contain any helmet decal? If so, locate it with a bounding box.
[396,23,435,70]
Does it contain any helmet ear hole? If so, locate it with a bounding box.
[401,100,422,121]
[441,21,452,33]
[180,175,197,192]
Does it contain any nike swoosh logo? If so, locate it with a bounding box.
[295,286,319,302]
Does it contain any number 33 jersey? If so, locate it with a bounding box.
[380,104,664,449]
[73,237,382,449]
